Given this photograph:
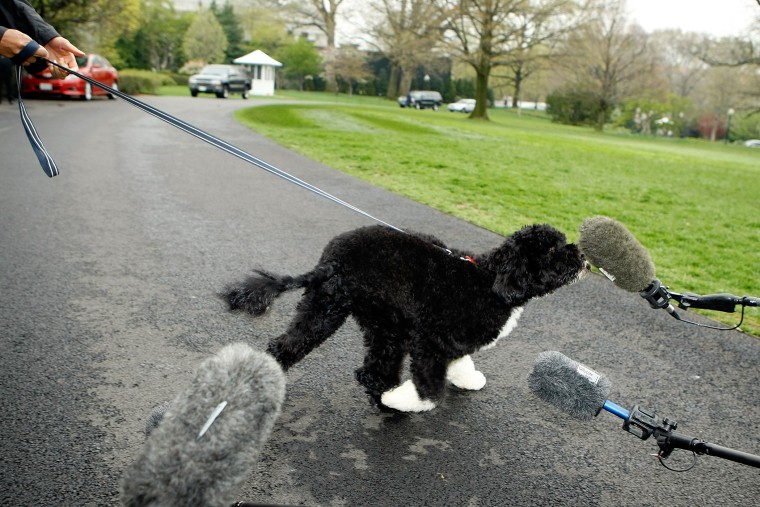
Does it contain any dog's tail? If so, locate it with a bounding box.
[222,265,334,316]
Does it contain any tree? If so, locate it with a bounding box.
[284,0,347,91]
[115,0,191,71]
[210,1,246,63]
[438,0,529,120]
[557,0,656,130]
[332,45,373,94]
[182,9,228,65]
[648,29,709,99]
[277,38,323,90]
[492,0,585,109]
[368,0,448,99]
[31,0,141,64]
[285,0,346,48]
[238,1,291,55]
[691,65,748,141]
[438,0,578,119]
[693,18,760,116]
[30,0,139,38]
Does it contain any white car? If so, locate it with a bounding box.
[447,98,476,113]
[744,139,760,148]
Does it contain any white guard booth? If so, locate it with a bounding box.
[233,49,283,96]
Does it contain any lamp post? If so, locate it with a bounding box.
[724,108,735,144]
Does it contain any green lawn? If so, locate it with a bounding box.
[228,93,759,335]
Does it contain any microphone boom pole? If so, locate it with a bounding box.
[661,433,760,469]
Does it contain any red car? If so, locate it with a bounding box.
[21,54,119,101]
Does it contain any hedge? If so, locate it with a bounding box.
[118,70,176,95]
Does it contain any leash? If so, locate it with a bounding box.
[15,57,404,233]
[16,65,59,177]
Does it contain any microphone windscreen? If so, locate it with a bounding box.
[528,351,611,421]
[578,216,656,292]
[120,343,286,507]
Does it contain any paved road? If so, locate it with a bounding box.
[1,96,759,506]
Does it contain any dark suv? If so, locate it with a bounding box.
[398,90,443,110]
[189,64,252,99]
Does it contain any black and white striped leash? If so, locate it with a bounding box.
[15,57,405,234]
[16,64,59,177]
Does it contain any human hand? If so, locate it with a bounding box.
[0,28,48,62]
[44,36,85,78]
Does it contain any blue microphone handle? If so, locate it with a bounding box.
[602,400,629,419]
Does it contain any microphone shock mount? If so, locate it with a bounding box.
[621,405,760,471]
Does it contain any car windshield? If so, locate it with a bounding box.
[201,66,228,76]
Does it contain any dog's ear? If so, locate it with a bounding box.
[493,273,526,306]
[491,248,529,305]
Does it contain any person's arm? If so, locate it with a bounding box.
[0,1,83,77]
[0,26,49,63]
[0,0,60,46]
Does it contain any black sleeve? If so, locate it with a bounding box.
[0,0,59,46]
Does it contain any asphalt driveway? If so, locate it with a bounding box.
[1,96,758,506]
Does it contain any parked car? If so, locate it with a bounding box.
[189,65,251,99]
[744,139,760,148]
[447,98,476,113]
[21,54,119,101]
[397,90,443,110]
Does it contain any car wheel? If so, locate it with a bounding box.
[216,85,229,99]
[107,81,118,100]
[190,89,198,97]
[242,86,249,99]
[81,82,93,101]
[433,104,439,111]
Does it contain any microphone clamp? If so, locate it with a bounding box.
[620,404,760,471]
[622,405,698,471]
[639,280,682,320]
[640,281,758,329]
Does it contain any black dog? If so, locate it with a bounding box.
[223,224,587,412]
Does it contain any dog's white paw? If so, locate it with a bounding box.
[380,380,436,412]
[447,355,487,391]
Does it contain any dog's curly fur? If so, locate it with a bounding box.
[223,224,587,412]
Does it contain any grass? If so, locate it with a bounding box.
[226,92,760,334]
